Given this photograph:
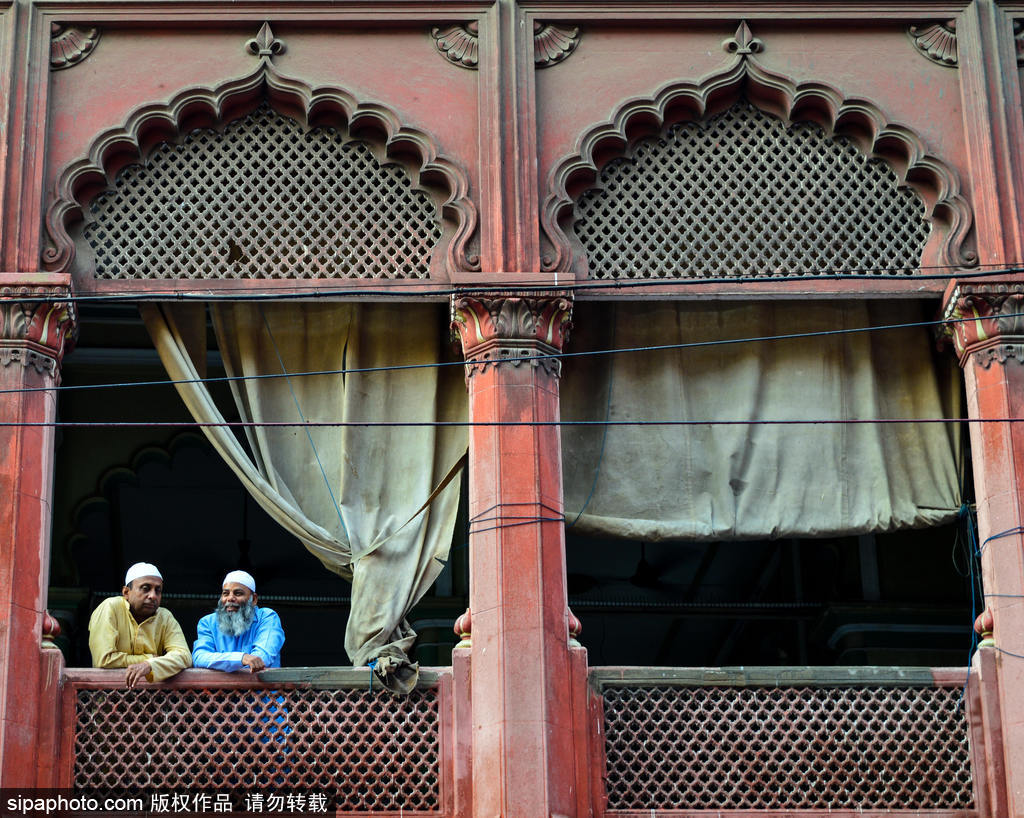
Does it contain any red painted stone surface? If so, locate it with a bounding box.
[945,279,1024,818]
[0,274,74,786]
[453,295,581,817]
[4,6,1024,814]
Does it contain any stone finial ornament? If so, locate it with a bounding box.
[974,607,995,647]
[41,611,62,650]
[723,21,764,56]
[245,22,286,61]
[454,608,472,649]
[568,609,582,648]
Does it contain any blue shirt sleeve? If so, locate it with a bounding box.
[191,614,245,672]
[249,609,285,668]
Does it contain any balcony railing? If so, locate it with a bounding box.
[60,667,453,816]
[58,664,982,817]
[589,666,978,818]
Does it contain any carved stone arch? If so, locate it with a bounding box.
[44,64,479,280]
[541,58,975,276]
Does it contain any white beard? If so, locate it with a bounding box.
[216,598,257,637]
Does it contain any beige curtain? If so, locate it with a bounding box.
[142,302,467,693]
[561,301,962,540]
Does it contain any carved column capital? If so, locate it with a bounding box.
[942,281,1024,368]
[451,294,572,378]
[0,279,77,378]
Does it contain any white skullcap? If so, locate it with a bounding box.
[223,570,256,593]
[125,562,162,586]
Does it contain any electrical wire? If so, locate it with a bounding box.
[1,308,1016,400]
[6,417,1024,429]
[12,261,1024,305]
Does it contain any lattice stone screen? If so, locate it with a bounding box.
[82,105,443,280]
[602,683,974,811]
[74,686,441,811]
[573,102,930,279]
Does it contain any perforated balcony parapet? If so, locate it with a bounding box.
[572,102,931,279]
[72,673,442,811]
[594,666,974,811]
[81,105,443,280]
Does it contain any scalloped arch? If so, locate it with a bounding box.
[44,65,479,277]
[541,58,975,275]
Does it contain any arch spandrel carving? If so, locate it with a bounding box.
[44,56,479,285]
[541,55,976,279]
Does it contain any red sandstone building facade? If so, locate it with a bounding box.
[2,1,1024,816]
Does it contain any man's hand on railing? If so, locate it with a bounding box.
[241,654,266,672]
[125,660,152,689]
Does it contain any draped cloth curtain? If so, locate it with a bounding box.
[561,301,962,540]
[142,302,467,693]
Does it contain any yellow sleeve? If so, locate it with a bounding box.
[88,601,152,669]
[147,613,193,681]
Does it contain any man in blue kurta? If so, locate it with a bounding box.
[192,570,285,672]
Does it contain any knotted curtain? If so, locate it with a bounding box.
[142,302,467,693]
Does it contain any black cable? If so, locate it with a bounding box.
[12,261,1024,305]
[3,417,1024,430]
[1,307,1014,399]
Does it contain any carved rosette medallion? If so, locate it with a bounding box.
[908,22,958,67]
[0,286,77,377]
[451,295,572,379]
[943,282,1024,367]
[431,21,579,69]
[50,24,101,70]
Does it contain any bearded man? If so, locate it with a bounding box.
[192,571,285,672]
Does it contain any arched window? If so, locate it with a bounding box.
[570,101,930,279]
[80,104,445,280]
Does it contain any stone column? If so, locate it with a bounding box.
[0,274,75,786]
[943,279,1024,815]
[451,294,580,818]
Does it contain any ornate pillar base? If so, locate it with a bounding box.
[0,274,75,786]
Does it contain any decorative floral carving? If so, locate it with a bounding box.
[722,21,763,56]
[944,282,1024,363]
[451,295,573,378]
[432,22,479,68]
[1015,20,1024,65]
[245,22,286,61]
[43,61,479,278]
[908,22,958,67]
[533,23,580,68]
[50,24,101,70]
[542,55,977,275]
[431,21,579,69]
[0,285,77,375]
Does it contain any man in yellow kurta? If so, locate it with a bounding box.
[88,562,192,688]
